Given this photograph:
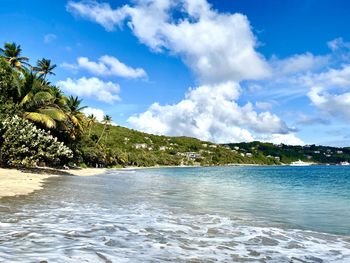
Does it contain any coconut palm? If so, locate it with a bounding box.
[0,42,30,70]
[15,70,66,129]
[97,115,112,145]
[34,58,56,80]
[65,96,87,139]
[87,114,97,136]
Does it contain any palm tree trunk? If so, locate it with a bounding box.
[88,125,92,137]
[96,124,106,145]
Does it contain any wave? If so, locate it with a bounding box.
[0,203,349,262]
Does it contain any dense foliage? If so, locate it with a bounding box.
[0,116,73,166]
[0,42,84,167]
[226,141,350,164]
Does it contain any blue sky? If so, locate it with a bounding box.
[1,0,350,146]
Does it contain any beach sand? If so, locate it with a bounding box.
[0,167,107,199]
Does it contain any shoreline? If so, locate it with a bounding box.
[0,167,107,199]
[0,163,336,200]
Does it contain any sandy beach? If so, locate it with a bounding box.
[0,167,107,199]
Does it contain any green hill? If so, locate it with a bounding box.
[224,141,350,165]
[79,123,279,167]
[81,124,350,167]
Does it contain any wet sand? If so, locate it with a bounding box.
[0,168,107,199]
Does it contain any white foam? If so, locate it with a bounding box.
[0,202,349,262]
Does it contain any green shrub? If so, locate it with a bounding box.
[0,116,73,167]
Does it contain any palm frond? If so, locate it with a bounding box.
[39,107,67,122]
[23,112,56,128]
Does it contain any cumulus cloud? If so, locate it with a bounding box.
[82,107,105,122]
[44,34,57,44]
[78,55,146,78]
[292,61,350,123]
[129,82,294,143]
[62,55,146,79]
[301,64,350,88]
[67,0,270,82]
[257,133,304,146]
[308,87,350,121]
[57,77,120,104]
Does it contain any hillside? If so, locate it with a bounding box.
[81,124,350,167]
[225,141,350,165]
[80,123,279,167]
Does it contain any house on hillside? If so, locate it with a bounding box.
[134,143,148,149]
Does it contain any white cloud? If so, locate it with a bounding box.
[61,55,147,79]
[67,0,128,31]
[272,52,329,75]
[67,0,270,83]
[82,107,105,122]
[44,34,57,44]
[327,37,350,51]
[301,64,350,89]
[76,55,147,78]
[57,77,121,104]
[308,87,350,121]
[258,133,304,146]
[255,101,273,111]
[128,82,295,143]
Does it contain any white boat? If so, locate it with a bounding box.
[340,161,350,166]
[290,160,311,166]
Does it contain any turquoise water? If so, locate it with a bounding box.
[0,166,349,262]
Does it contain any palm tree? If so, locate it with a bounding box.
[34,58,56,80]
[19,72,67,129]
[65,96,87,139]
[0,42,30,70]
[87,114,97,136]
[97,115,112,145]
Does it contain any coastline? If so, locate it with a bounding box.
[0,167,107,199]
[0,163,329,200]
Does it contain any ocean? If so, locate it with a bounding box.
[0,166,349,262]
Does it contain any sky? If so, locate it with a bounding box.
[1,0,350,146]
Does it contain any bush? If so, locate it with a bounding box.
[0,116,73,167]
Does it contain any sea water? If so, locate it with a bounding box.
[0,166,349,262]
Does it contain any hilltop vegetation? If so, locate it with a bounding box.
[80,123,279,167]
[225,142,350,164]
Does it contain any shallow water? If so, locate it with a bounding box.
[0,166,349,262]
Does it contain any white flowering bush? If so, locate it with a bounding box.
[0,116,73,167]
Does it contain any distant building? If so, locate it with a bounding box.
[134,143,148,149]
[159,146,167,151]
[246,153,253,157]
[337,150,343,154]
[314,151,320,154]
[234,146,240,150]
